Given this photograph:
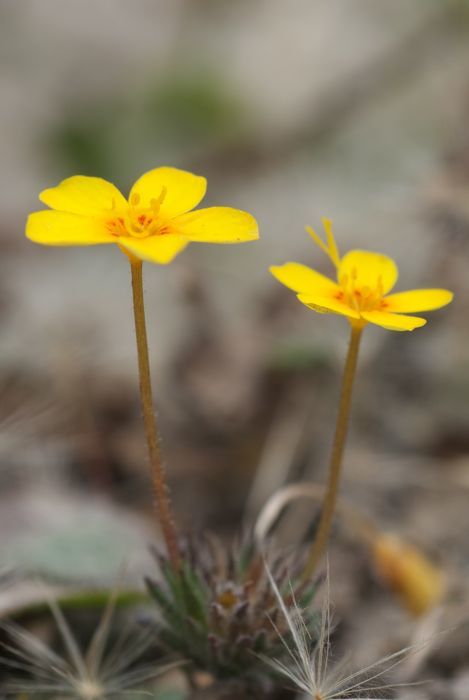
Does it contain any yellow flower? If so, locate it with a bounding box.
[372,533,446,616]
[270,218,453,331]
[26,167,258,264]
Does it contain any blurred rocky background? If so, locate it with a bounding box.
[1,1,469,696]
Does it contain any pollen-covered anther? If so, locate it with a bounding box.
[106,216,126,237]
[338,272,386,313]
[121,186,171,238]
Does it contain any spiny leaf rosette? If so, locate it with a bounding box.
[146,533,317,692]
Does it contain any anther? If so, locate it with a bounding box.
[130,193,141,207]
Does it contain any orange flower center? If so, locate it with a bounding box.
[105,188,173,239]
[335,267,389,313]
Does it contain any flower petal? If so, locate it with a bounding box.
[270,262,339,295]
[118,235,188,265]
[39,176,127,215]
[383,289,453,313]
[338,250,398,294]
[26,210,114,245]
[174,207,258,243]
[129,167,207,218]
[297,293,361,319]
[361,310,427,331]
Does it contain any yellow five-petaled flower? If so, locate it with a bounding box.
[270,218,453,331]
[26,167,258,264]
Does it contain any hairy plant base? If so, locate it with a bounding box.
[145,532,318,694]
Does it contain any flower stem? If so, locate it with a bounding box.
[130,260,181,571]
[303,325,363,580]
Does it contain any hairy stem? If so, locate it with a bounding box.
[303,325,363,579]
[130,260,181,570]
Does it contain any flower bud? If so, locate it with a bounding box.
[372,533,445,616]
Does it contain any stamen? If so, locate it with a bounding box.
[376,275,384,297]
[351,292,361,311]
[306,225,335,265]
[306,219,341,269]
[150,186,168,216]
[321,217,340,268]
[106,217,126,237]
[338,265,386,313]
[130,193,140,207]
